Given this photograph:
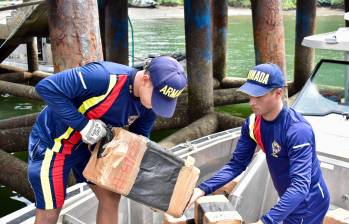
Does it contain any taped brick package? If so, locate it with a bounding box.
[212,172,244,197]
[324,208,349,224]
[83,128,200,217]
[195,195,242,224]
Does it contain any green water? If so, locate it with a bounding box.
[0,94,44,119]
[131,15,344,80]
[0,14,344,217]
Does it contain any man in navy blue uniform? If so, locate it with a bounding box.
[187,63,330,224]
[27,56,187,224]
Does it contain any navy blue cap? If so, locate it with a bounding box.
[238,63,285,97]
[147,56,187,118]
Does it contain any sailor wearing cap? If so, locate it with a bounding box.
[27,56,187,224]
[188,63,330,224]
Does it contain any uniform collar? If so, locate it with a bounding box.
[128,69,140,101]
[262,105,288,124]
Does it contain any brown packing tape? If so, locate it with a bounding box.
[324,208,349,224]
[167,156,200,217]
[83,128,148,195]
[204,211,242,224]
[212,180,238,197]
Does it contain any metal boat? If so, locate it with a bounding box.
[0,128,242,224]
[1,12,349,224]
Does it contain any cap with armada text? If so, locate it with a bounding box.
[147,56,187,118]
[238,63,285,97]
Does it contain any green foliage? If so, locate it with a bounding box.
[318,0,344,7]
[228,0,251,7]
[330,0,344,8]
[157,0,182,6]
[154,0,344,8]
[282,0,297,10]
[225,0,344,9]
[317,0,331,6]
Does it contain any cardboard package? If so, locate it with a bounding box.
[324,208,349,224]
[212,173,244,197]
[83,128,200,217]
[195,195,242,224]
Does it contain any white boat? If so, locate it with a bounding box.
[1,12,349,224]
[128,0,158,8]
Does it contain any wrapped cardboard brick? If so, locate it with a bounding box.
[163,206,195,224]
[324,208,349,224]
[212,173,244,197]
[195,195,242,224]
[83,128,200,217]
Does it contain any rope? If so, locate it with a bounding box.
[128,16,135,67]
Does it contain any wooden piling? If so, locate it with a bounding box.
[184,0,214,121]
[212,0,228,83]
[0,149,34,201]
[0,80,41,100]
[47,0,103,72]
[251,0,287,98]
[294,0,316,92]
[345,0,349,27]
[26,37,39,72]
[105,0,129,65]
[250,0,286,74]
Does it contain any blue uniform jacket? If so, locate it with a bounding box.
[198,107,329,223]
[30,61,156,155]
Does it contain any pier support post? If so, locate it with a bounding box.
[105,0,129,65]
[26,37,39,72]
[250,0,286,73]
[212,0,228,83]
[47,0,103,72]
[345,0,349,27]
[184,0,214,121]
[0,149,34,201]
[251,0,287,97]
[294,0,316,93]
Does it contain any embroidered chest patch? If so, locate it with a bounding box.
[127,115,139,126]
[271,140,281,158]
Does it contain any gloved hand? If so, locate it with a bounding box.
[80,119,107,145]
